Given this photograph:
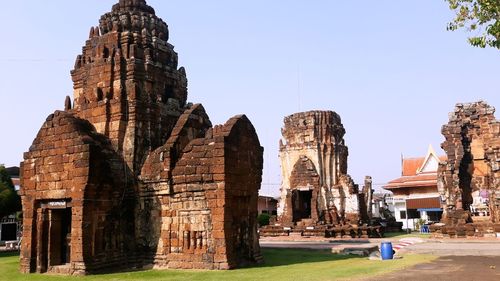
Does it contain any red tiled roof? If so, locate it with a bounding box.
[402,157,425,176]
[384,174,438,189]
[385,154,447,190]
[402,156,447,176]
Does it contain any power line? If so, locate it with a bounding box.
[0,58,71,62]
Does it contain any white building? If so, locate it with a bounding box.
[384,146,445,230]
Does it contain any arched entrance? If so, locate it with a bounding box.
[291,189,312,222]
[289,156,320,223]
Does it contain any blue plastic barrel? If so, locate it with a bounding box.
[380,242,394,260]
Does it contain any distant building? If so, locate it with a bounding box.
[258,196,278,216]
[1,166,20,244]
[5,166,20,192]
[0,215,17,243]
[384,146,446,230]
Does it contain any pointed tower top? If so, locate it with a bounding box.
[112,0,155,14]
[101,0,167,39]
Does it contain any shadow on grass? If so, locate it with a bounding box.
[0,251,19,258]
[89,248,357,276]
[257,248,357,268]
[0,248,360,278]
[384,231,409,238]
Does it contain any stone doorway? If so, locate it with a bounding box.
[36,203,72,273]
[292,190,312,222]
[48,208,72,267]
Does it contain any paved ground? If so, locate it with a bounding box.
[261,237,500,280]
[402,241,500,256]
[364,256,500,281]
[260,237,500,256]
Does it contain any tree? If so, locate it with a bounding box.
[0,165,21,219]
[257,213,271,227]
[446,0,500,48]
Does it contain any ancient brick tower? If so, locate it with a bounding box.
[436,101,500,235]
[277,111,367,227]
[20,0,263,275]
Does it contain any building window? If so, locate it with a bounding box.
[400,210,407,219]
[407,209,421,219]
[427,211,443,222]
[0,223,17,241]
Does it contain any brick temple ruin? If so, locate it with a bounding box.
[19,0,263,275]
[261,111,379,238]
[432,101,500,237]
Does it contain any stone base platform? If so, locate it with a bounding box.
[260,224,383,238]
[430,222,500,238]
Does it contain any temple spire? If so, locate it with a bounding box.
[119,0,147,7]
[112,0,155,14]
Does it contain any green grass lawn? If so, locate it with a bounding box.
[384,231,432,239]
[0,249,435,281]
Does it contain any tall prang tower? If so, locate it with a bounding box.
[20,0,263,275]
[277,111,365,226]
[71,0,189,173]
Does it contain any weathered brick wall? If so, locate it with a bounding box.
[221,116,263,267]
[20,111,89,274]
[438,101,500,224]
[137,113,262,270]
[20,111,135,274]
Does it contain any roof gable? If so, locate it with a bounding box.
[384,145,447,190]
[419,154,439,173]
[416,145,442,174]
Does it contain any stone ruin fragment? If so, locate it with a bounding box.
[20,0,263,275]
[432,101,500,237]
[260,111,379,238]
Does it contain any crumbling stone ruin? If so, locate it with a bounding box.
[20,0,263,275]
[432,101,500,237]
[260,111,379,238]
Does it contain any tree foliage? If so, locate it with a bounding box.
[257,213,271,227]
[0,165,21,219]
[446,0,500,48]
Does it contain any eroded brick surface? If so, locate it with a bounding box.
[20,0,263,275]
[433,101,500,237]
[261,111,374,238]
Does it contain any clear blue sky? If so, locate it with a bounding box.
[1,1,499,196]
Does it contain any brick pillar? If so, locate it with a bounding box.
[35,208,48,273]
